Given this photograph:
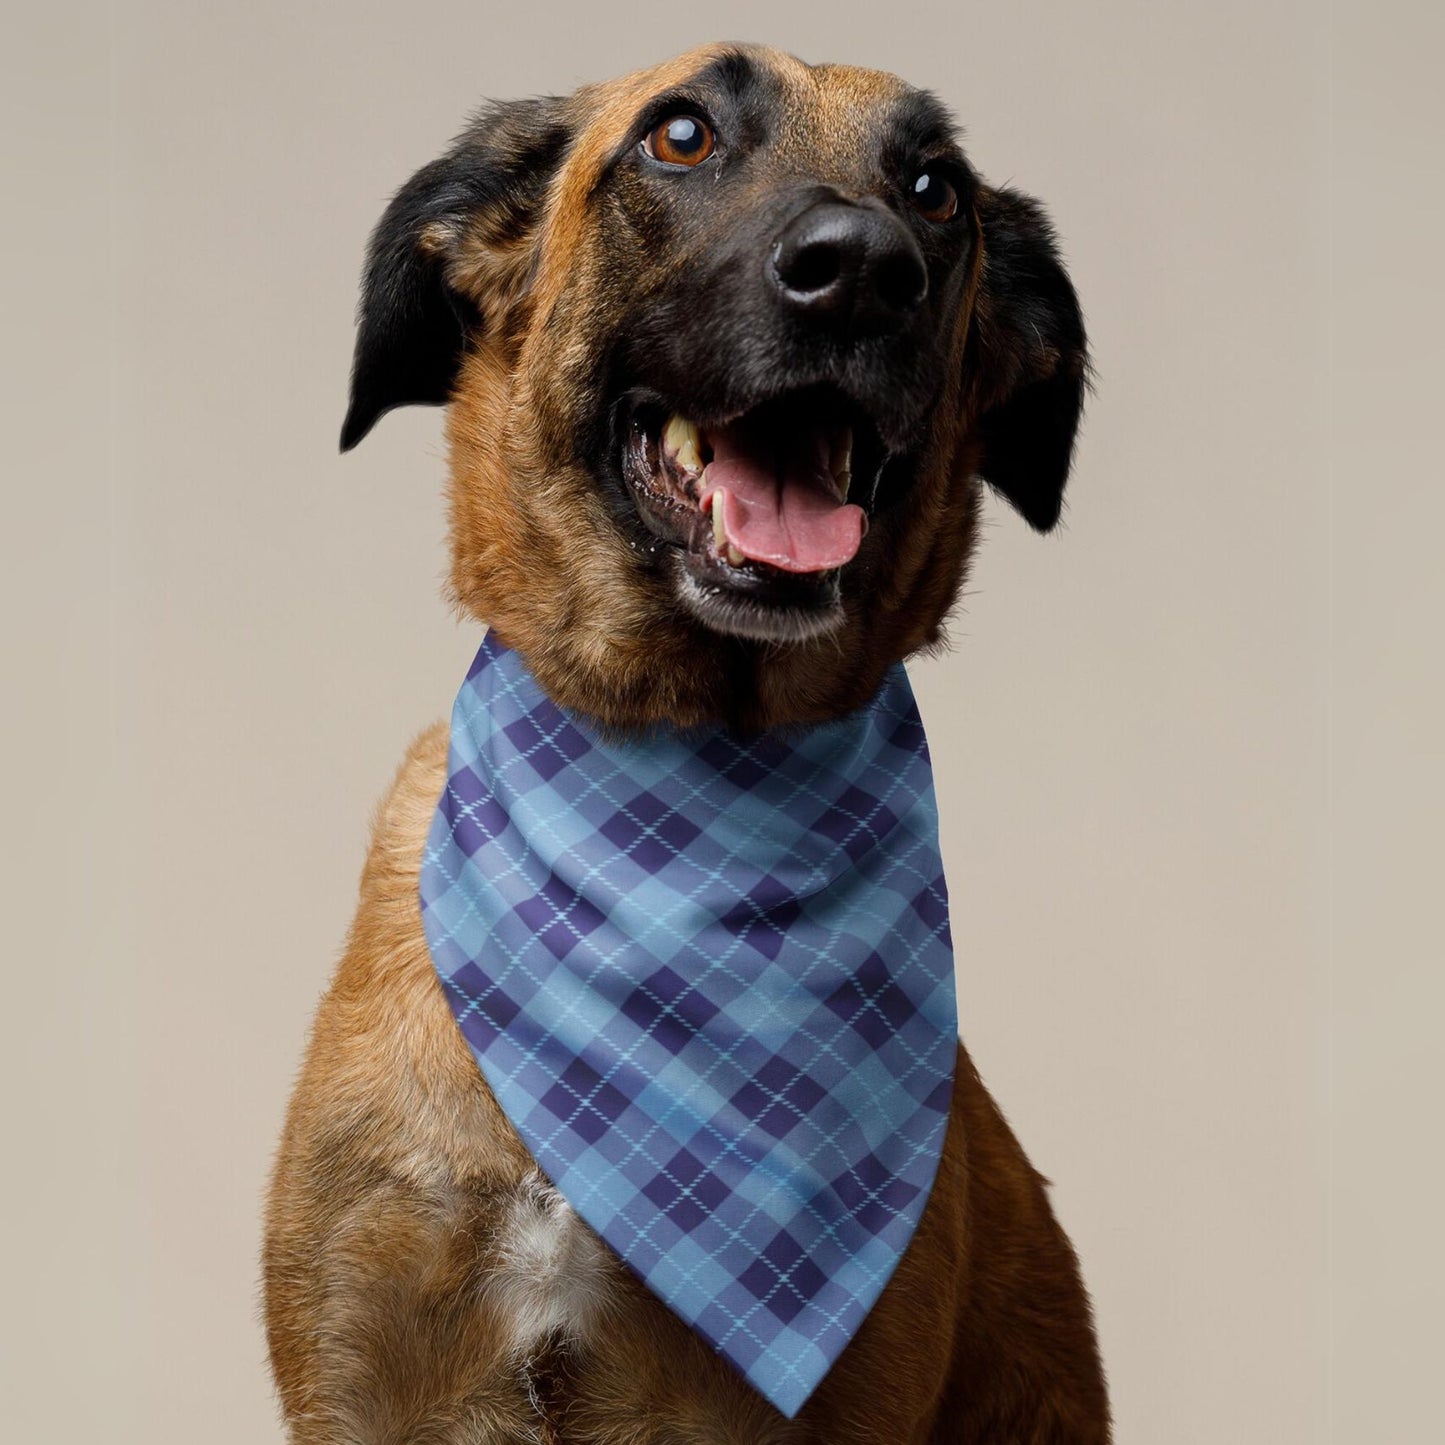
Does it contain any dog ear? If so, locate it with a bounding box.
[969,186,1089,532]
[340,97,572,452]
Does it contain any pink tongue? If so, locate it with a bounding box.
[701,430,866,574]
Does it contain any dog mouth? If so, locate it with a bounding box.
[618,386,889,643]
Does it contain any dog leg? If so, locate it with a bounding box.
[264,729,617,1444]
[265,1168,557,1445]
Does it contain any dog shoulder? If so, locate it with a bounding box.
[286,722,533,1188]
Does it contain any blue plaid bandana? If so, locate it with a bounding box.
[420,634,958,1417]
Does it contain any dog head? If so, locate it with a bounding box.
[342,43,1087,731]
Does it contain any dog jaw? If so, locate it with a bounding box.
[444,337,985,733]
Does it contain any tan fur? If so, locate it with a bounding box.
[267,43,1109,1443]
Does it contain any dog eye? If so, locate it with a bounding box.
[908,169,959,223]
[644,114,715,167]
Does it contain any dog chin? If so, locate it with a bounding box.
[669,552,847,644]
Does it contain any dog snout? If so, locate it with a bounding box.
[768,201,928,336]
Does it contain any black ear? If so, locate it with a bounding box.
[339,97,572,452]
[971,187,1089,532]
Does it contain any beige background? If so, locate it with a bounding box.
[4,1,1441,1440]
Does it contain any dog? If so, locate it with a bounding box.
[265,42,1109,1444]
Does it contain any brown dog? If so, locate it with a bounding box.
[265,42,1109,1443]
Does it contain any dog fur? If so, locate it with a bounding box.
[265,42,1109,1443]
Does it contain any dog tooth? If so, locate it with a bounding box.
[663,413,703,473]
[725,543,746,567]
[711,488,728,551]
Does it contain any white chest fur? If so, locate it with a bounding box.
[486,1171,613,1355]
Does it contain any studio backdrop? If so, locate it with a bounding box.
[4,3,1440,1442]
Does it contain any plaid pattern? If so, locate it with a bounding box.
[420,634,957,1417]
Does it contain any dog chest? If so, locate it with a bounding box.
[486,1172,613,1354]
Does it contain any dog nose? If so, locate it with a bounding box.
[769,202,928,334]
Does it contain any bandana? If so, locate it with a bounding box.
[420,634,958,1416]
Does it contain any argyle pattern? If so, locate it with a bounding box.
[419,634,958,1417]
